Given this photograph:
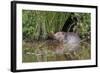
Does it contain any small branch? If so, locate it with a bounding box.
[67,22,75,32]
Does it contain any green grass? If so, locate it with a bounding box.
[22,10,91,41]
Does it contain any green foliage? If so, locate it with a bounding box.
[22,10,90,41]
[76,13,91,39]
[22,10,71,40]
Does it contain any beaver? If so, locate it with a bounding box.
[53,32,81,52]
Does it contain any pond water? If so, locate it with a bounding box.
[22,40,91,63]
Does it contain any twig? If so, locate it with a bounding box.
[67,22,75,32]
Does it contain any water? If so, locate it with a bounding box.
[22,39,91,63]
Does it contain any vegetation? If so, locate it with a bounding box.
[22,10,91,62]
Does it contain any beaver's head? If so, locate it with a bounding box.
[54,32,65,42]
